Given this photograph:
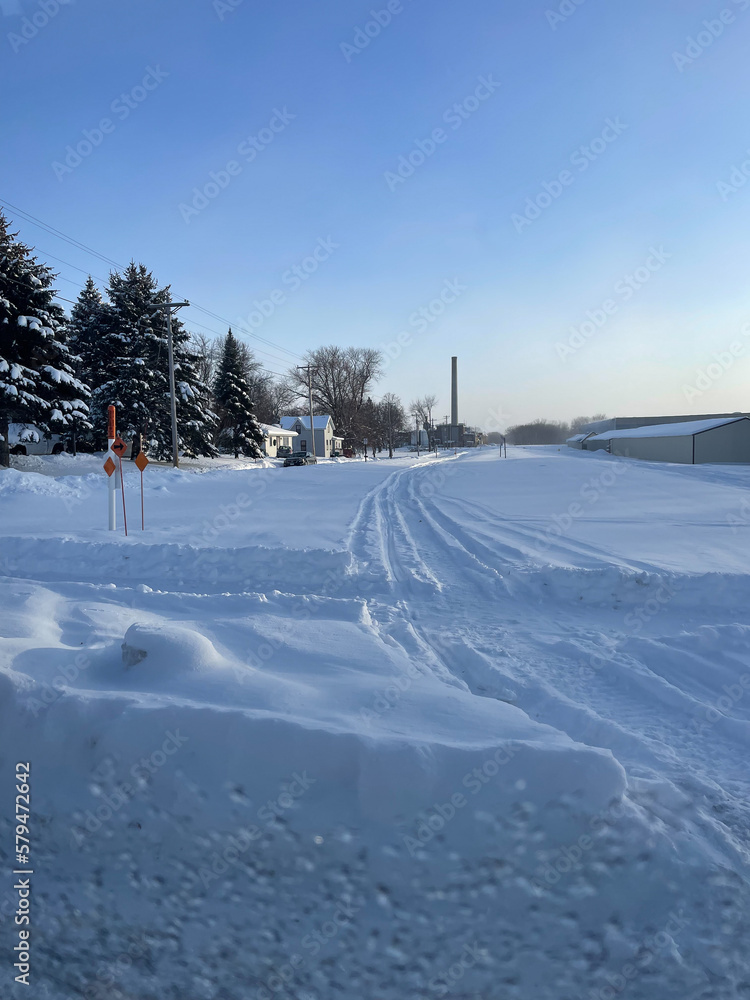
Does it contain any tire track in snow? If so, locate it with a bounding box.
[353,457,750,872]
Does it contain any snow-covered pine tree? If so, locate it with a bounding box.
[68,276,114,447]
[96,263,216,460]
[0,211,91,467]
[214,329,265,459]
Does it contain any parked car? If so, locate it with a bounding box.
[277,445,292,457]
[283,451,317,467]
[342,447,355,458]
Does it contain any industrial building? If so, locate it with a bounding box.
[580,412,750,435]
[565,431,595,450]
[432,422,485,448]
[582,416,750,465]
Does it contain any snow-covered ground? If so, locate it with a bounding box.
[2,444,750,998]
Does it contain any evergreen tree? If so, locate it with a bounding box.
[95,263,216,459]
[0,212,90,466]
[68,276,113,447]
[214,329,264,458]
[69,277,109,386]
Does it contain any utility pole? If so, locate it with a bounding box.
[415,414,420,457]
[152,295,189,468]
[297,364,317,457]
[387,398,393,459]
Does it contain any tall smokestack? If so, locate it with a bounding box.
[451,356,458,428]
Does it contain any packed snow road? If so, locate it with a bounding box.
[1,446,750,998]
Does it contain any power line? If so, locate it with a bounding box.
[33,246,109,286]
[0,195,306,364]
[186,303,303,362]
[56,274,89,288]
[41,266,293,371]
[0,197,123,270]
[3,247,374,395]
[2,263,80,309]
[2,261,291,382]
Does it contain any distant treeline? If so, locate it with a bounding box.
[504,415,606,446]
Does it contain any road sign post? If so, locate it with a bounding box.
[135,451,149,530]
[111,436,128,536]
[107,406,116,530]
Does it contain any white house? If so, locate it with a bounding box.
[260,423,298,458]
[279,416,343,458]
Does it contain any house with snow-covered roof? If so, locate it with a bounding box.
[259,423,298,458]
[279,415,343,458]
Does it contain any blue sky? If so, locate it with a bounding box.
[2,0,750,429]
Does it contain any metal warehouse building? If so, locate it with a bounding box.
[580,411,750,435]
[565,432,595,450]
[585,416,750,464]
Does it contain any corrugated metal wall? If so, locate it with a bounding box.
[694,421,750,464]
[609,435,693,463]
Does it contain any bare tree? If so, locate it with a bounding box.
[505,419,569,445]
[569,413,607,434]
[267,380,299,423]
[287,346,383,435]
[422,394,438,431]
[409,394,438,432]
[189,332,220,387]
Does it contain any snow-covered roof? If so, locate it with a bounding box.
[279,415,333,431]
[260,423,298,436]
[588,416,750,441]
[566,432,594,443]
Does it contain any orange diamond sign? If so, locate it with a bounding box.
[103,456,116,477]
[134,452,149,472]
